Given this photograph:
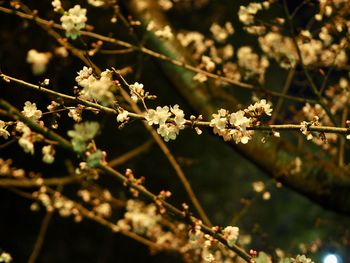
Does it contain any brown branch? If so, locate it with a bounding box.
[0,176,80,188]
[108,140,154,167]
[28,211,53,263]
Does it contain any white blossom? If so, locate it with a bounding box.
[0,252,12,263]
[157,123,180,142]
[60,5,87,40]
[145,106,171,126]
[237,46,269,83]
[258,32,296,68]
[22,101,42,121]
[117,199,161,235]
[0,121,10,139]
[95,203,112,217]
[42,145,55,164]
[210,109,228,132]
[51,0,62,12]
[26,49,51,75]
[129,82,145,103]
[76,68,115,106]
[117,110,129,123]
[16,122,34,155]
[147,21,173,40]
[300,121,313,140]
[88,0,105,7]
[291,255,314,263]
[67,122,100,152]
[238,3,262,25]
[246,99,273,116]
[223,226,239,247]
[171,104,186,129]
[68,108,82,122]
[210,22,234,43]
[230,110,250,127]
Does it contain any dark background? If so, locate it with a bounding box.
[0,0,349,262]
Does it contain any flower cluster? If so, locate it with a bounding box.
[26,49,52,75]
[129,82,145,103]
[116,199,161,235]
[209,22,234,43]
[78,188,112,218]
[210,100,272,144]
[75,67,116,106]
[0,252,12,263]
[291,255,314,263]
[51,0,62,12]
[16,122,34,154]
[147,21,173,40]
[145,105,186,142]
[60,5,87,40]
[0,121,10,140]
[42,145,55,164]
[0,159,25,179]
[237,46,269,83]
[33,187,82,222]
[22,101,42,121]
[67,121,100,153]
[238,2,264,26]
[14,101,44,155]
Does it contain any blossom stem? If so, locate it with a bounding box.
[1,73,349,136]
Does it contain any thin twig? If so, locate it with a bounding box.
[108,140,153,167]
[0,176,80,187]
[282,0,338,126]
[27,211,53,263]
[270,67,295,124]
[338,108,348,167]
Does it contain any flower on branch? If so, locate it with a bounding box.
[60,5,87,40]
[22,101,42,121]
[116,109,129,123]
[67,122,100,153]
[129,82,145,103]
[210,100,273,144]
[76,67,116,106]
[291,254,314,263]
[223,226,239,247]
[0,121,10,140]
[16,122,35,155]
[145,105,186,141]
[145,106,171,126]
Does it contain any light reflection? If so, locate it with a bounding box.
[323,254,341,263]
